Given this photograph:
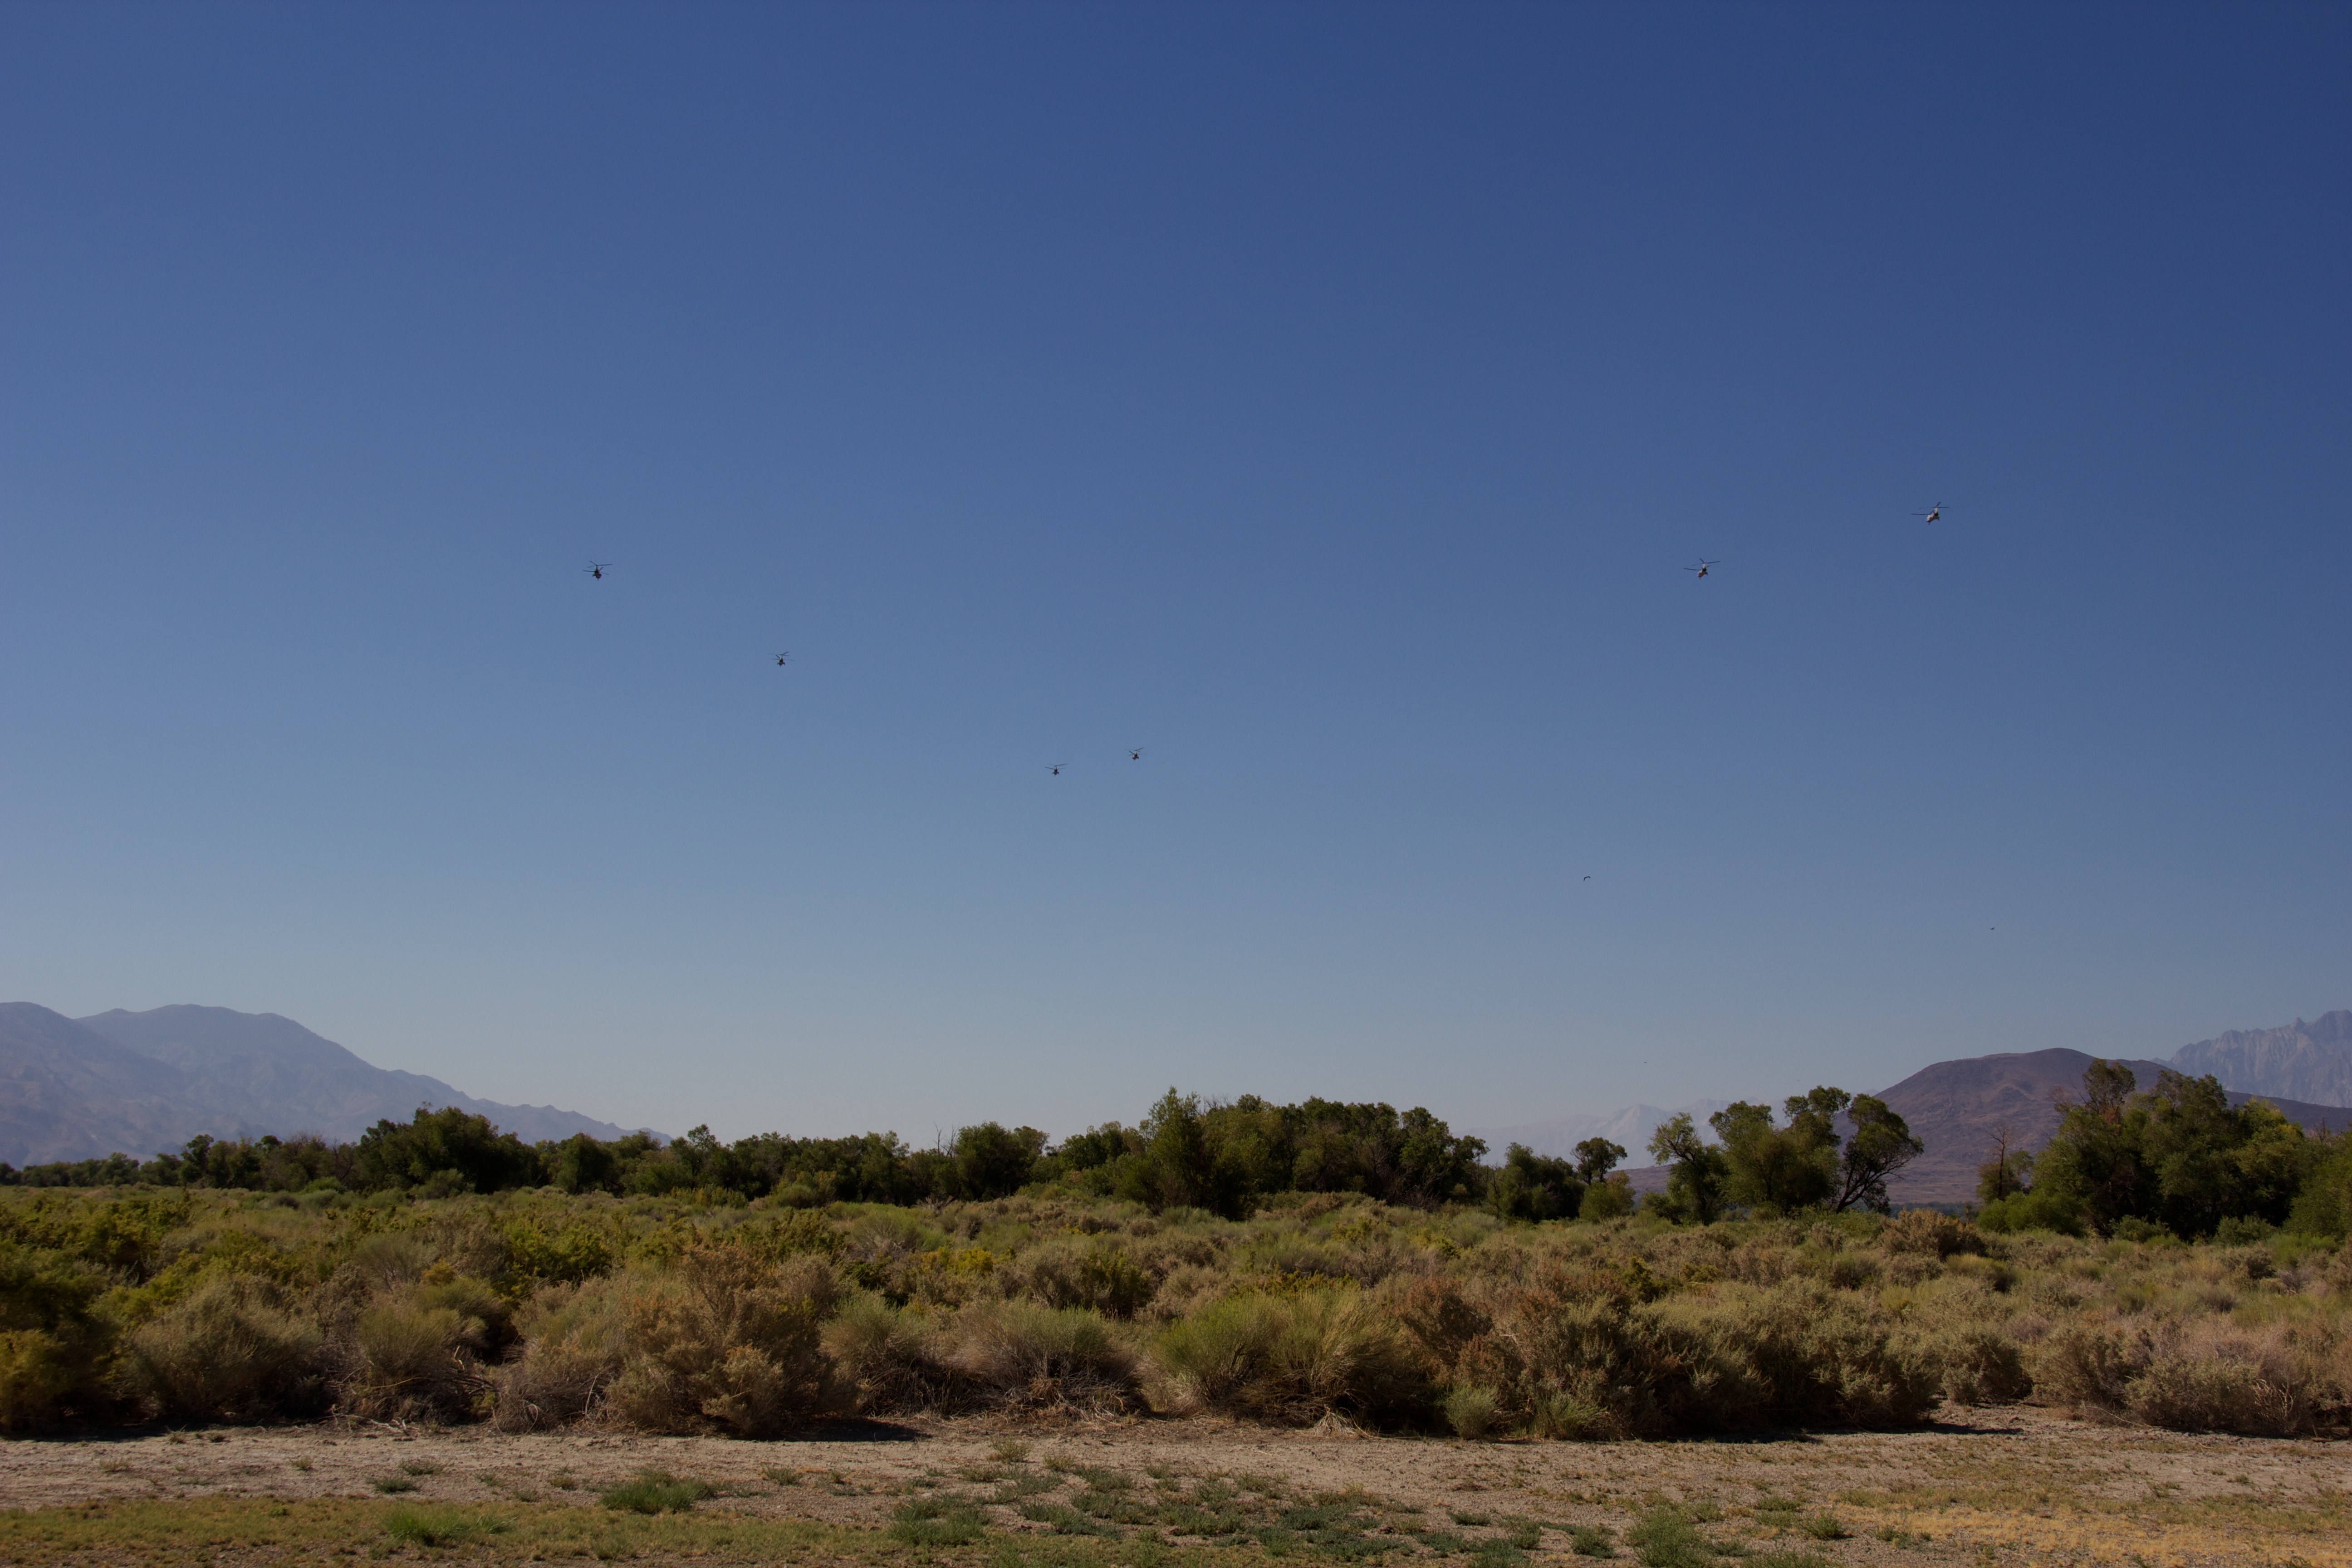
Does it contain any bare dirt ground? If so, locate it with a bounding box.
[3,1410,2346,1568]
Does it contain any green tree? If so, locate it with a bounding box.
[1832,1094,1924,1214]
[1572,1137,1628,1183]
[952,1122,1047,1200]
[351,1106,544,1193]
[2022,1062,2307,1238]
[1647,1112,1728,1224]
[1711,1092,1842,1215]
[1488,1143,1583,1221]
[1119,1089,1223,1213]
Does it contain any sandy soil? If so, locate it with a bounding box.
[2,1410,2346,1567]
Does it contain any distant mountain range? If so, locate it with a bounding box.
[7,997,2347,1200]
[0,1003,641,1167]
[2173,1010,2352,1106]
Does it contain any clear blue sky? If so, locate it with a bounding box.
[3,2,2347,1144]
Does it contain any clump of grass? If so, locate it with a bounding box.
[549,1470,578,1490]
[383,1505,509,1548]
[599,1470,714,1514]
[1627,1506,1713,1568]
[370,1475,419,1494]
[990,1437,1033,1463]
[1452,1509,1492,1526]
[989,1470,1059,1502]
[1504,1519,1544,1549]
[762,1466,801,1485]
[1748,1556,1829,1568]
[397,1458,442,1476]
[892,1497,988,1545]
[287,1458,313,1473]
[1795,1513,1847,1541]
[1446,1385,1500,1441]
[1018,1502,1120,1537]
[1570,1524,1618,1557]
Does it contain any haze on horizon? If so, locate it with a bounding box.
[2,3,2347,1145]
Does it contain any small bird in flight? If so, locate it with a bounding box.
[585,560,611,579]
[1128,747,1145,761]
[1913,503,1943,524]
[1684,558,1720,579]
[1583,875,1592,881]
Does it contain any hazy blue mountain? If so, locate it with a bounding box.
[0,1002,640,1166]
[2171,1010,2352,1107]
[0,1004,202,1166]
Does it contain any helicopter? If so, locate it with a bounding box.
[1128,747,1145,761]
[585,561,611,579]
[774,652,789,667]
[1049,763,1066,776]
[1684,558,1720,579]
[1913,503,1943,524]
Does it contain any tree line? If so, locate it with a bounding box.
[0,1083,1936,1224]
[3,1060,2342,1239]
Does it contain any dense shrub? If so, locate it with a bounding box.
[2029,1315,2349,1435]
[1153,1285,1434,1426]
[492,1278,630,1431]
[0,1240,119,1430]
[336,1294,486,1421]
[122,1273,323,1421]
[604,1242,843,1436]
[822,1294,1138,1414]
[4,1151,2348,1442]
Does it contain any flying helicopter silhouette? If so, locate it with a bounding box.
[585,561,611,579]
[1128,747,1145,761]
[1684,558,1720,579]
[1913,503,1943,524]
[774,652,789,666]
[1049,763,1066,775]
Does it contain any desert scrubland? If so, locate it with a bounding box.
[5,1174,2352,1565]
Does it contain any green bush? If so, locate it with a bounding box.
[600,1470,713,1513]
[0,1240,119,1431]
[1976,1189,2084,1236]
